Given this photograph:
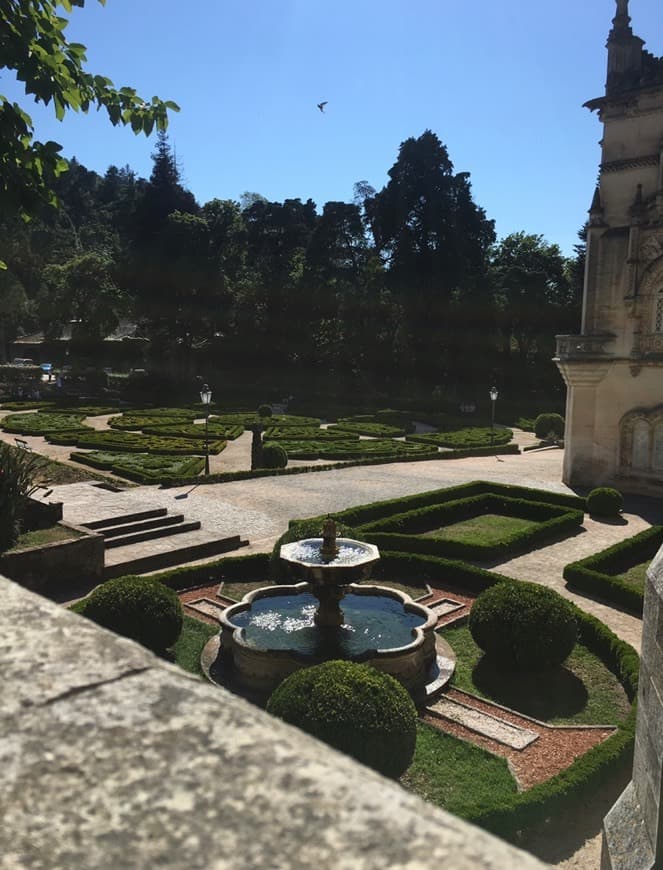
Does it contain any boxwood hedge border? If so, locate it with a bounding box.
[356,494,584,561]
[374,551,638,843]
[157,444,521,487]
[563,525,663,615]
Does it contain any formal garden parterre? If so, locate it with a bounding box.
[59,479,640,847]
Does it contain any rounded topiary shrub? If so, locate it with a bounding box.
[469,581,577,671]
[261,441,287,469]
[257,403,273,418]
[587,487,623,518]
[266,660,417,778]
[533,412,565,440]
[81,575,183,651]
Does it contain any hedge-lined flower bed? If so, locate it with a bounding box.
[563,525,663,614]
[333,479,585,528]
[142,422,244,440]
[0,401,57,411]
[278,439,437,461]
[355,494,583,561]
[375,551,638,843]
[211,412,321,428]
[70,451,205,483]
[331,420,407,437]
[50,429,227,455]
[408,427,513,449]
[109,411,198,430]
[1,412,89,435]
[263,427,357,441]
[38,405,119,416]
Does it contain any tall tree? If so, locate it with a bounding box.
[489,232,573,388]
[367,131,495,381]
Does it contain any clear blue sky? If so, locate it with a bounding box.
[5,0,661,255]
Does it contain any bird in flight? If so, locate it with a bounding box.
[317,101,328,113]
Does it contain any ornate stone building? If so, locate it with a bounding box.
[555,0,663,494]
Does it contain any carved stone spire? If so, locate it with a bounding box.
[588,186,606,227]
[611,0,631,35]
[606,0,644,94]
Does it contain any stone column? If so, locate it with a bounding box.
[602,546,663,869]
[556,360,613,487]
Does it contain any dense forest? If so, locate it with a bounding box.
[0,129,583,406]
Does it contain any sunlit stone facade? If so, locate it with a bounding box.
[556,1,663,495]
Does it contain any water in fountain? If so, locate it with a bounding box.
[228,591,427,657]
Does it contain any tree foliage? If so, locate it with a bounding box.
[0,0,178,231]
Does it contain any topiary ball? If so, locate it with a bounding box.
[261,441,287,469]
[257,403,273,418]
[81,575,183,651]
[469,581,577,671]
[533,413,565,440]
[267,660,417,778]
[587,487,623,518]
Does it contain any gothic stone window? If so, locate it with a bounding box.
[655,289,663,333]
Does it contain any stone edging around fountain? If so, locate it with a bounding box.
[201,582,455,706]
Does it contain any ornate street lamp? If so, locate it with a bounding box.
[489,386,499,450]
[200,383,212,475]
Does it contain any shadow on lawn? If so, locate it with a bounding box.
[472,657,589,721]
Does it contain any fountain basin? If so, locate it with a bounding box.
[279,538,380,585]
[214,582,439,701]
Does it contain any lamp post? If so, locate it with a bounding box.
[200,383,212,475]
[489,386,498,450]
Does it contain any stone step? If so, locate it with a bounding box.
[83,507,168,530]
[104,520,202,549]
[427,696,538,750]
[100,514,186,539]
[103,534,248,578]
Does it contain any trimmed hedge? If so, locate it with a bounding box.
[149,551,271,589]
[534,413,565,439]
[408,427,513,449]
[587,487,623,518]
[70,451,205,483]
[142,422,244,440]
[0,401,56,411]
[261,441,288,468]
[263,427,356,442]
[375,551,638,843]
[38,405,118,416]
[266,660,417,779]
[334,480,585,528]
[1,412,88,435]
[332,420,407,437]
[564,525,663,614]
[80,575,183,651]
[51,429,227,456]
[278,439,437,461]
[357,494,583,561]
[211,413,320,428]
[469,581,577,670]
[109,411,198,430]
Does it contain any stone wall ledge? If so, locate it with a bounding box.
[0,575,545,869]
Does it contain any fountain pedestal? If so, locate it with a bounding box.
[312,584,345,628]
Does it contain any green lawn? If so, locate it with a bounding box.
[422,514,538,545]
[402,722,518,818]
[172,616,218,677]
[9,524,83,551]
[612,560,649,591]
[443,625,629,726]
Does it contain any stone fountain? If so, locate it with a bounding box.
[204,519,454,703]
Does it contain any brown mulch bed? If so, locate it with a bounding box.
[424,687,615,790]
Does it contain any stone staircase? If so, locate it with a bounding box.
[81,508,248,578]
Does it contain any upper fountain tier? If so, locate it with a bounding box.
[279,538,380,585]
